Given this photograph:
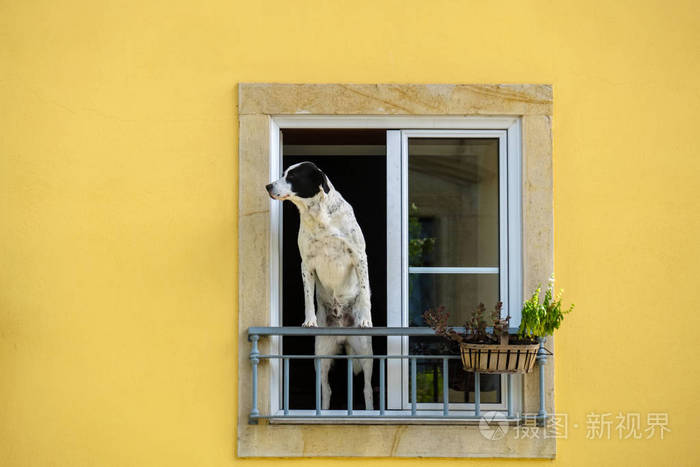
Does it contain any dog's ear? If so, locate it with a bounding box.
[320,173,330,194]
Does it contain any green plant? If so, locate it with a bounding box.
[518,277,574,339]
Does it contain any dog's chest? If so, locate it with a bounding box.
[299,224,356,291]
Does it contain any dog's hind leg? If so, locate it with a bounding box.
[315,336,340,410]
[360,357,373,411]
[347,336,374,411]
[346,248,372,328]
[319,359,333,410]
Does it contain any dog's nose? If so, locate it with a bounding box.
[265,183,273,193]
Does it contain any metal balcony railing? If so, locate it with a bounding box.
[247,327,549,424]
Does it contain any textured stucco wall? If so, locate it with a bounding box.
[1,0,699,466]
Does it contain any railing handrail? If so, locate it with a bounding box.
[248,325,521,340]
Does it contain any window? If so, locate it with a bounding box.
[238,83,554,458]
[270,122,522,416]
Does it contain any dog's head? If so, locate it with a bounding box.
[266,161,331,202]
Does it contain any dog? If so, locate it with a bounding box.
[266,161,373,411]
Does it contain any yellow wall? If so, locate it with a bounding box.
[1,0,698,465]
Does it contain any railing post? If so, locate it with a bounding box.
[507,373,513,418]
[379,357,386,415]
[536,336,548,427]
[283,357,290,415]
[315,358,321,415]
[410,357,417,416]
[442,358,449,416]
[249,334,260,424]
[347,358,353,415]
[474,371,481,418]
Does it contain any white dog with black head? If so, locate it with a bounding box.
[266,162,373,411]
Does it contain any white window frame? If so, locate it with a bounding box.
[269,116,523,418]
[392,129,514,411]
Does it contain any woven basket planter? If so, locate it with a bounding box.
[459,341,540,374]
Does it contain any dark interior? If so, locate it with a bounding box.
[282,129,386,410]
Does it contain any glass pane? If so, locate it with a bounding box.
[408,138,499,267]
[410,338,501,404]
[408,273,499,327]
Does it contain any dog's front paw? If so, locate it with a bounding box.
[302,317,318,327]
[359,319,373,328]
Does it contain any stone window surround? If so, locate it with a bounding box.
[237,83,555,458]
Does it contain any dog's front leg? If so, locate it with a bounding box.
[352,253,373,328]
[356,293,372,328]
[301,261,318,327]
